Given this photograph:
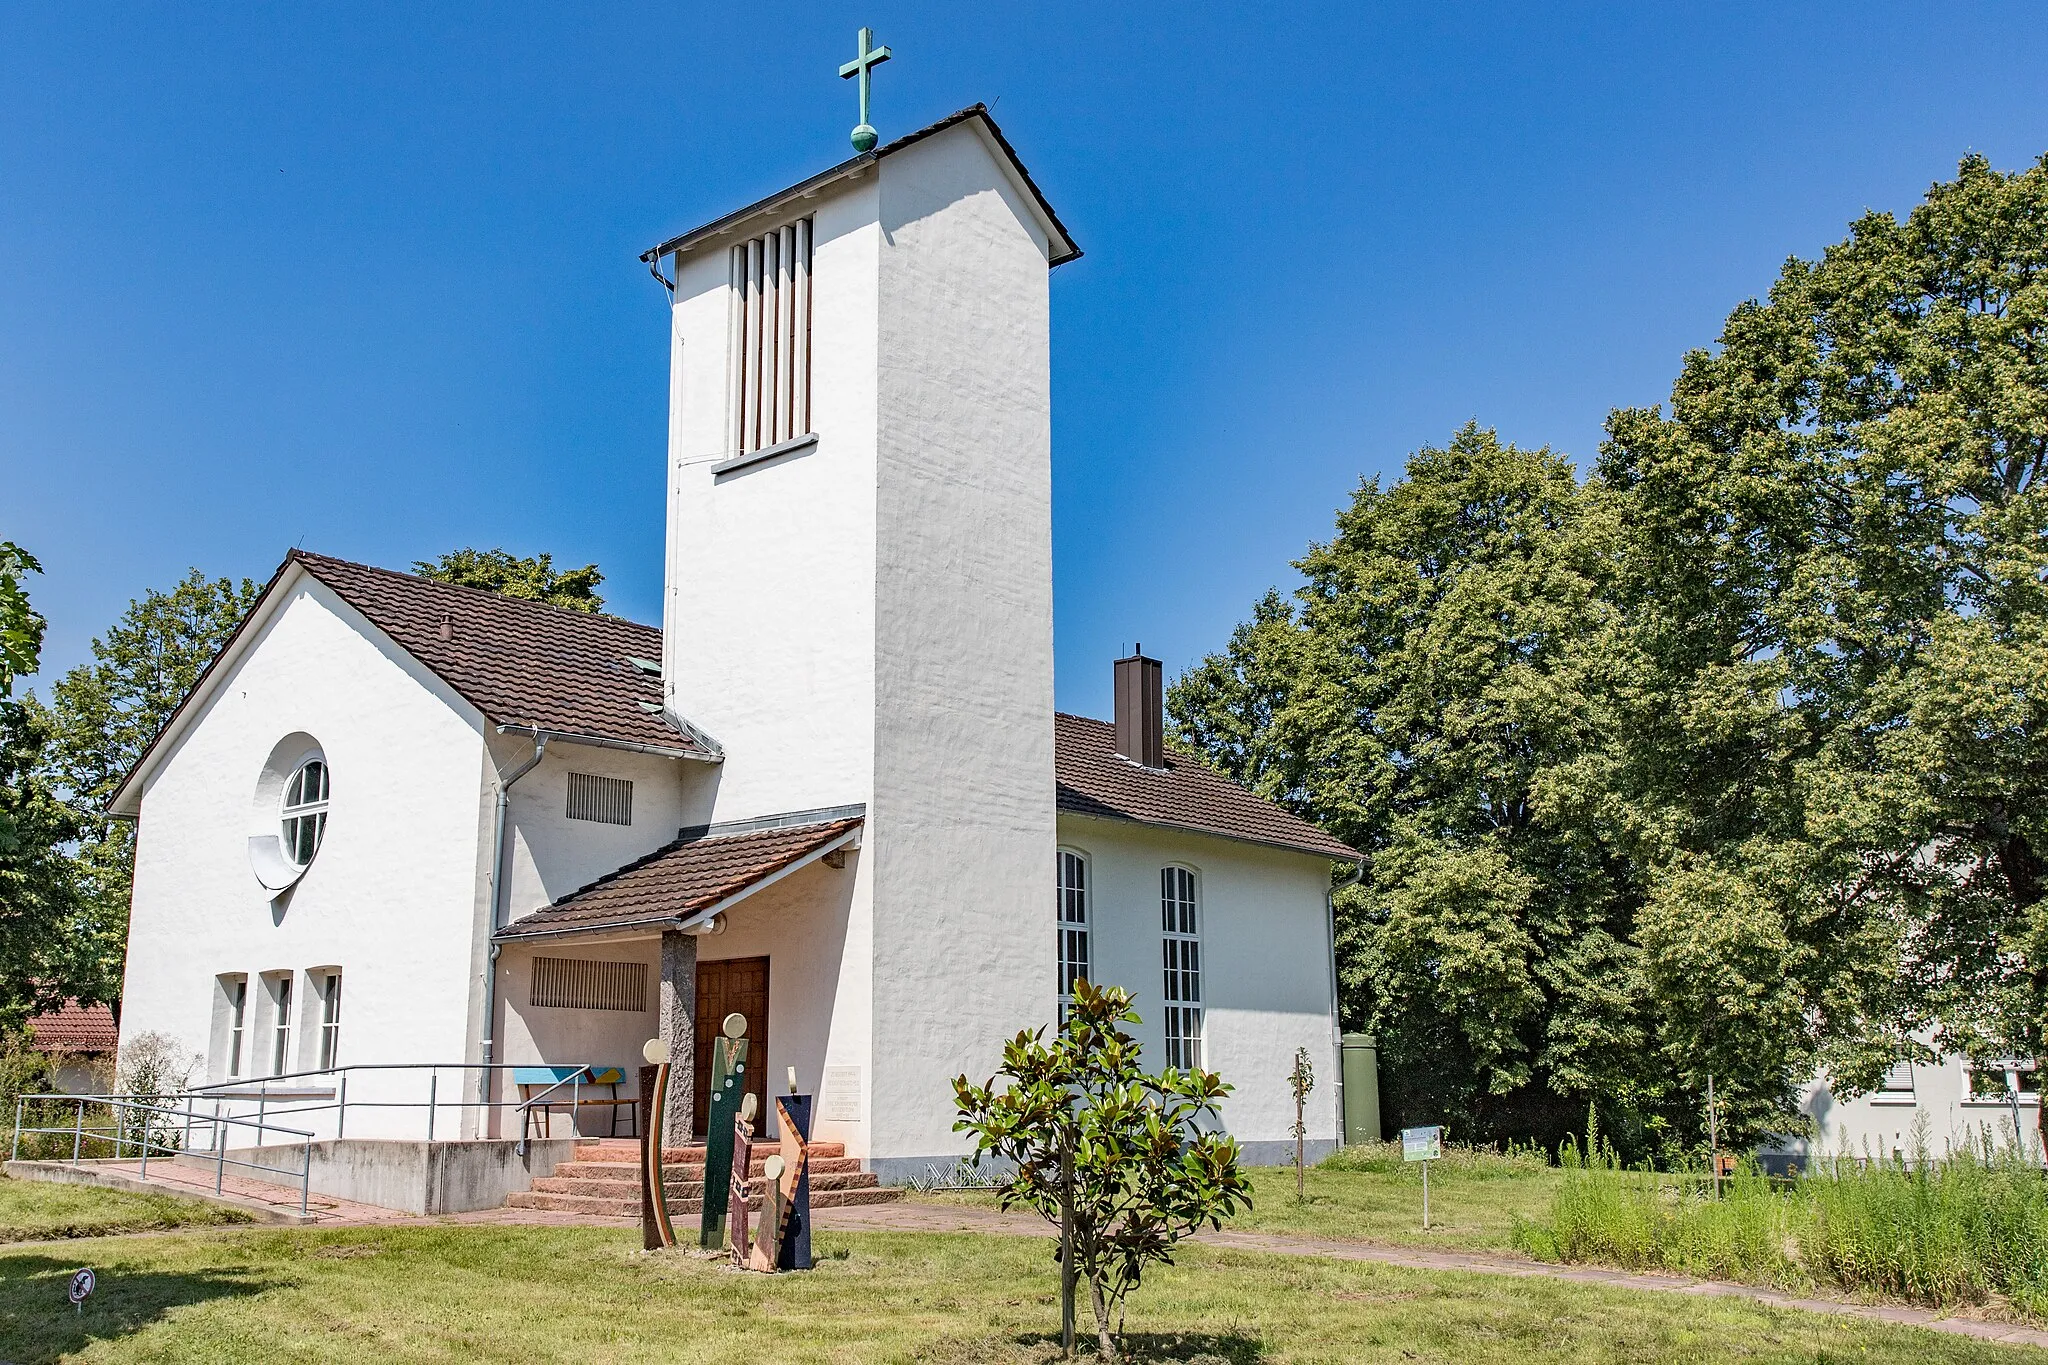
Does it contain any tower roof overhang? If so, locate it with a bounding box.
[639,104,1081,272]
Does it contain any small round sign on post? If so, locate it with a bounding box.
[69,1267,95,1314]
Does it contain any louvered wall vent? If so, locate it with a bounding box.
[566,772,633,826]
[530,957,647,1012]
[731,217,813,455]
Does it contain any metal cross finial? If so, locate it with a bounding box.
[839,27,892,153]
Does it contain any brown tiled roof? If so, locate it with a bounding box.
[497,816,864,941]
[289,552,718,758]
[1055,713,1360,861]
[27,1000,118,1054]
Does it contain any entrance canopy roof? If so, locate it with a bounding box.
[496,809,863,945]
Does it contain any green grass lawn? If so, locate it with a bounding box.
[1,1223,2036,1364]
[920,1147,1561,1253]
[0,1173,247,1244]
[1229,1158,1558,1250]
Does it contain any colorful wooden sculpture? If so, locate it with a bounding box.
[728,1090,757,1266]
[699,1011,749,1249]
[749,1153,786,1272]
[775,1090,814,1270]
[639,1038,676,1249]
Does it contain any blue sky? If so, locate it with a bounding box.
[6,3,2045,718]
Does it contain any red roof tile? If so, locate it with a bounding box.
[27,1001,118,1054]
[290,552,718,758]
[1055,713,1360,861]
[497,816,863,941]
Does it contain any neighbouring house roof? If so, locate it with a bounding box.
[1054,713,1362,862]
[496,812,866,943]
[109,550,720,815]
[641,104,1081,271]
[27,1001,118,1055]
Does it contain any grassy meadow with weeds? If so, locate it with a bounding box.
[1228,1140,1557,1249]
[1514,1133,2048,1318]
[0,1173,247,1243]
[3,1222,2039,1365]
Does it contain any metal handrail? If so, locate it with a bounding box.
[59,1060,614,1147]
[10,1092,317,1215]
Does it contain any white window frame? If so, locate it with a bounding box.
[1160,865,1204,1070]
[267,973,294,1076]
[314,970,342,1071]
[217,974,248,1080]
[280,757,330,867]
[1057,849,1092,1009]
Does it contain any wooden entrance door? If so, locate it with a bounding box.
[694,956,769,1138]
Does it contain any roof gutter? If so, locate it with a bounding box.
[1057,808,1362,864]
[494,722,722,763]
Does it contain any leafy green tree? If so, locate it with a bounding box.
[1595,152,2048,1145]
[0,543,44,698]
[1171,426,1656,1149]
[1177,153,2048,1157]
[0,545,90,1026]
[33,570,262,1006]
[953,979,1251,1362]
[412,548,605,612]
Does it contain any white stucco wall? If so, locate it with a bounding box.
[660,176,881,823]
[865,126,1059,1169]
[119,575,493,1137]
[493,737,715,916]
[1059,816,1342,1158]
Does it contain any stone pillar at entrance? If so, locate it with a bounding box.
[660,930,698,1146]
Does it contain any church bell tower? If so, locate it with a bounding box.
[644,99,1080,1162]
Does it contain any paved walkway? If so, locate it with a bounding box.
[817,1200,2048,1353]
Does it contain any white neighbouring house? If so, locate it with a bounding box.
[107,106,1361,1186]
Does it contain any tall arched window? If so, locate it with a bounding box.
[1160,865,1203,1069]
[1057,850,1091,1010]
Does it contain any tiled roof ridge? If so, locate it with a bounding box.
[1053,711,1360,861]
[289,549,658,636]
[27,999,119,1053]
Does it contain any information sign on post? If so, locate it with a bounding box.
[1401,1125,1443,1228]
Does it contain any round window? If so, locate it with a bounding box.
[280,758,330,867]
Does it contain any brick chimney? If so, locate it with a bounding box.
[1113,646,1164,769]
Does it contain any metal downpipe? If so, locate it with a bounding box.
[475,734,548,1130]
[1328,857,1366,1146]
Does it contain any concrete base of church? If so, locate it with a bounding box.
[174,1137,581,1214]
[1235,1138,1340,1168]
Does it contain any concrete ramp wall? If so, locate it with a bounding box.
[176,1138,581,1214]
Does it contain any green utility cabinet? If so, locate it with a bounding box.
[1340,1033,1382,1146]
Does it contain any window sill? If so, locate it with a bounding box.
[1868,1095,1919,1106]
[1962,1098,2040,1108]
[712,432,817,478]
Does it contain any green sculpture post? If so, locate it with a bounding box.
[699,1012,750,1248]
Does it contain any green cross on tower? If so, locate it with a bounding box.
[839,26,892,153]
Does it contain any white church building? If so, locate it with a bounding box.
[108,106,1360,1182]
